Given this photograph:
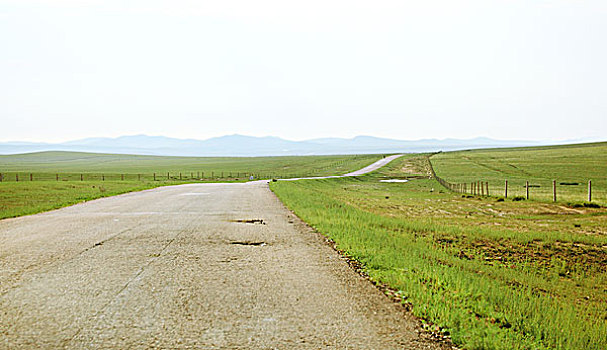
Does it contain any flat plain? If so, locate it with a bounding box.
[0,152,380,220]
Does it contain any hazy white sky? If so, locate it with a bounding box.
[1,0,606,142]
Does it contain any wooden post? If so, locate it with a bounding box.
[588,180,592,202]
[153,173,156,181]
[211,171,214,178]
[505,180,508,198]
[102,174,105,181]
[80,174,83,181]
[56,174,59,181]
[221,172,224,178]
[553,180,557,202]
[121,174,124,181]
[190,172,193,179]
[16,174,19,182]
[30,173,33,181]
[0,173,3,182]
[167,172,170,180]
[197,171,200,178]
[480,181,484,196]
[138,174,141,181]
[526,181,529,200]
[486,182,489,196]
[179,173,182,180]
[201,171,204,178]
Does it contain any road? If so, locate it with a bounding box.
[343,154,404,176]
[0,155,444,349]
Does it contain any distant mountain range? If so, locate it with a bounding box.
[0,134,589,156]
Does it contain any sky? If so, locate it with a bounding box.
[1,0,606,143]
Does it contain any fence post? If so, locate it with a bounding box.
[505,180,508,198]
[30,173,33,181]
[179,173,182,180]
[221,172,224,178]
[153,173,156,181]
[138,174,141,181]
[486,182,489,196]
[588,180,592,202]
[202,171,204,178]
[56,174,59,181]
[121,174,124,181]
[16,174,19,182]
[526,181,529,200]
[191,172,193,179]
[81,174,83,181]
[102,174,105,181]
[553,180,557,202]
[480,181,484,196]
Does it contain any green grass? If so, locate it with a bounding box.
[0,151,383,219]
[0,180,184,220]
[0,151,381,181]
[270,152,607,350]
[430,142,607,205]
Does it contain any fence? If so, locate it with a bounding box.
[426,155,602,204]
[0,171,280,183]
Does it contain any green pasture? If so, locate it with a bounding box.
[430,142,607,204]
[271,152,607,350]
[0,180,183,220]
[0,151,381,219]
[0,151,380,180]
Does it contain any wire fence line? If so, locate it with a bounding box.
[0,171,283,182]
[426,154,603,204]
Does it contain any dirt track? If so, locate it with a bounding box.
[0,158,445,349]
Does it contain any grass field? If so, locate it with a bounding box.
[271,149,607,350]
[0,180,184,220]
[430,142,607,205]
[0,151,381,219]
[0,151,380,181]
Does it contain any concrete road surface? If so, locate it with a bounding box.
[0,158,444,349]
[343,154,404,176]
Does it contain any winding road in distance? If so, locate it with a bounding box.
[0,154,446,349]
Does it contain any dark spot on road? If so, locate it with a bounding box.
[230,219,265,225]
[230,241,267,246]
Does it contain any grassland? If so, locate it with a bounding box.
[0,151,381,219]
[0,180,184,220]
[431,142,607,205]
[271,149,607,349]
[0,151,380,180]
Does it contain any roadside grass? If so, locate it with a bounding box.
[0,180,188,220]
[430,142,607,205]
[270,154,607,350]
